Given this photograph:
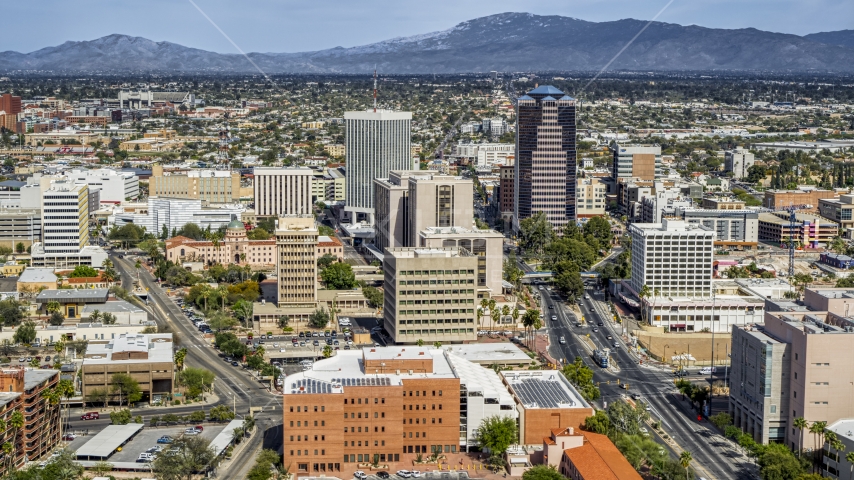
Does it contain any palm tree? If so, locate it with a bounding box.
[217,285,229,310]
[479,299,489,327]
[845,451,854,480]
[89,309,101,323]
[9,410,23,466]
[638,284,651,324]
[679,451,692,480]
[43,388,60,448]
[794,417,808,458]
[810,421,828,470]
[57,379,74,438]
[1,442,12,471]
[200,286,212,311]
[501,305,510,327]
[134,259,142,281]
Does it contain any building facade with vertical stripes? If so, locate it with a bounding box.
[253,167,314,218]
[344,110,412,223]
[513,86,577,231]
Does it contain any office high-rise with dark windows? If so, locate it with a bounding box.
[513,85,577,231]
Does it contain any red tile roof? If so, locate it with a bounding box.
[562,432,642,480]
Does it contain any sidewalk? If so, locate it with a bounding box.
[65,391,222,418]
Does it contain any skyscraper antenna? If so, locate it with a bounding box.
[373,67,378,112]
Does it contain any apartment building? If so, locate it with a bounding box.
[275,216,318,306]
[627,220,714,299]
[382,247,478,344]
[148,164,244,204]
[63,168,139,204]
[514,85,577,230]
[730,308,854,448]
[344,109,412,223]
[0,368,61,474]
[757,212,838,247]
[611,144,661,181]
[418,226,504,296]
[576,177,607,218]
[81,333,174,405]
[253,167,313,217]
[725,147,755,179]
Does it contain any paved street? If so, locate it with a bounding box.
[536,280,756,480]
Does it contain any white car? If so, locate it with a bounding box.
[397,471,412,478]
[354,472,367,480]
[559,336,566,344]
[411,471,422,478]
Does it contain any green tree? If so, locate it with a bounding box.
[758,442,807,480]
[232,299,254,327]
[110,372,142,406]
[12,321,36,345]
[679,451,693,480]
[475,415,518,454]
[174,347,187,371]
[209,404,236,422]
[309,307,330,328]
[176,223,206,240]
[362,285,384,309]
[151,434,216,480]
[322,344,333,358]
[583,410,611,435]
[247,449,282,480]
[110,408,132,425]
[518,211,553,256]
[521,465,564,480]
[320,262,357,290]
[0,298,23,326]
[793,417,808,458]
[48,310,65,326]
[562,357,600,401]
[68,265,99,278]
[317,253,337,269]
[177,367,216,400]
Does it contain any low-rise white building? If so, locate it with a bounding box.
[63,168,139,204]
[112,196,243,233]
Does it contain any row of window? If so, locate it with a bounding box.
[397,309,475,316]
[399,279,474,286]
[399,270,475,276]
[398,290,475,296]
[399,329,474,335]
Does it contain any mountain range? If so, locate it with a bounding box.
[1,13,853,74]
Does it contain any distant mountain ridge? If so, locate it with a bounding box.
[1,13,853,73]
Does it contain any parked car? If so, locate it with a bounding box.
[157,436,173,444]
[355,472,367,480]
[137,453,153,462]
[183,428,200,436]
[377,472,390,479]
[62,434,76,441]
[397,471,412,478]
[80,412,100,420]
[411,471,422,478]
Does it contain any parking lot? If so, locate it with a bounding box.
[67,425,227,463]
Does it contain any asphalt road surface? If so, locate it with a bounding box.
[536,281,755,480]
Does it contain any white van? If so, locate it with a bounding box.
[698,367,717,375]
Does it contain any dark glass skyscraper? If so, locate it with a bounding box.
[513,85,577,230]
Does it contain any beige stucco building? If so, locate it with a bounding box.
[149,164,248,204]
[81,333,174,405]
[165,220,276,267]
[382,246,478,344]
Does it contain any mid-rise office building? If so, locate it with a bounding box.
[763,188,837,211]
[113,196,244,234]
[725,147,755,179]
[757,211,838,247]
[576,177,607,218]
[499,165,514,214]
[383,247,478,344]
[148,164,244,204]
[730,309,854,448]
[63,168,139,204]
[611,144,662,181]
[628,219,714,299]
[374,171,475,251]
[275,216,318,306]
[41,182,88,255]
[454,142,515,167]
[81,333,174,405]
[677,208,759,249]
[253,167,314,218]
[418,226,504,296]
[281,347,470,476]
[344,110,412,223]
[514,85,577,230]
[819,194,854,235]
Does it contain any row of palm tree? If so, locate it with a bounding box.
[793,416,854,476]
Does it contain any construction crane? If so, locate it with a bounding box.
[765,203,811,277]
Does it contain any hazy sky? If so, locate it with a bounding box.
[5,0,852,53]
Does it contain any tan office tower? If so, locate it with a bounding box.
[383,247,478,344]
[418,226,504,296]
[611,144,662,181]
[275,216,318,305]
[514,85,577,230]
[149,164,242,204]
[253,167,313,218]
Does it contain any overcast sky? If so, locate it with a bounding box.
[5,0,852,53]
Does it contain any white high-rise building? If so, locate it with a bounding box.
[628,219,715,299]
[725,147,755,179]
[344,110,412,223]
[42,182,89,254]
[252,167,313,218]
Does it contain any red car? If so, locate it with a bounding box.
[80,412,100,420]
[194,425,204,432]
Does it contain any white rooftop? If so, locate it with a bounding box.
[19,268,57,283]
[83,333,173,364]
[446,353,514,405]
[828,419,854,441]
[284,347,456,396]
[75,423,144,459]
[441,343,532,365]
